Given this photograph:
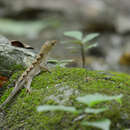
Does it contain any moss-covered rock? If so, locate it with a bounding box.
[0,67,130,129]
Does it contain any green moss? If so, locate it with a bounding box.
[1,67,130,129]
[0,69,24,104]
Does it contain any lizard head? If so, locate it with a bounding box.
[40,40,57,54]
[47,40,57,47]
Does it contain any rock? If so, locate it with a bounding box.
[116,15,130,34]
[0,36,35,76]
[0,35,11,44]
[0,43,35,66]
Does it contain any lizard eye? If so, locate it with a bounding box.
[52,42,55,45]
[51,40,56,45]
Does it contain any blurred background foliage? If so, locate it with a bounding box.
[0,0,130,73]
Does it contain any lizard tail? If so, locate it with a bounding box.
[0,81,25,109]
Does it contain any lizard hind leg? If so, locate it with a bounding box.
[25,77,33,93]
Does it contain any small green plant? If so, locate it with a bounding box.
[37,93,123,130]
[48,59,73,67]
[64,31,99,68]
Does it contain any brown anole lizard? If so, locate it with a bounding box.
[0,40,57,109]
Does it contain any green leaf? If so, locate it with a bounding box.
[48,59,73,67]
[47,59,59,64]
[85,108,108,114]
[0,18,48,37]
[116,98,122,104]
[60,41,68,44]
[37,105,78,113]
[59,59,74,63]
[82,119,111,130]
[64,31,83,40]
[61,40,82,45]
[48,59,73,64]
[67,46,77,49]
[56,63,67,67]
[71,40,82,45]
[85,43,98,51]
[76,93,123,107]
[82,33,99,43]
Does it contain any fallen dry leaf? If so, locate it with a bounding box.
[11,40,34,49]
[0,75,8,88]
[119,52,130,66]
